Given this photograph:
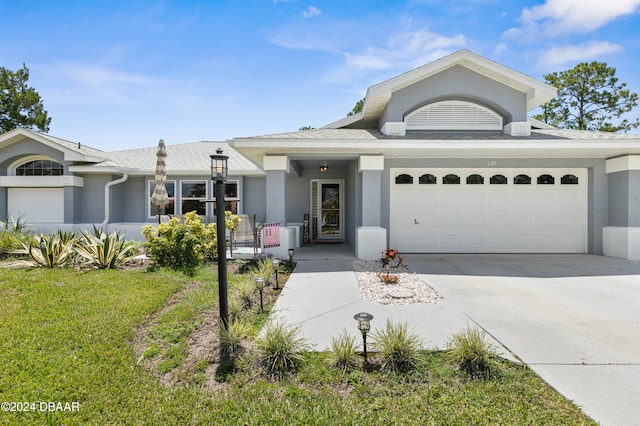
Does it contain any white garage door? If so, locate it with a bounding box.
[8,188,64,223]
[389,168,587,253]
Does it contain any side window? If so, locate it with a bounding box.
[490,174,507,185]
[514,174,531,185]
[537,174,555,184]
[466,174,484,184]
[561,174,579,184]
[149,180,176,217]
[419,174,436,184]
[395,174,413,184]
[181,181,207,215]
[443,174,460,184]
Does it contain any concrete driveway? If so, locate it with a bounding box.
[405,254,640,426]
[273,253,640,426]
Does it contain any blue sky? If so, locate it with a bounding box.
[1,0,639,151]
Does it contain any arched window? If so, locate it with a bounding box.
[466,174,484,184]
[443,174,460,184]
[419,174,436,184]
[395,174,413,184]
[514,174,531,185]
[15,159,63,176]
[537,174,555,185]
[490,174,507,185]
[561,174,579,184]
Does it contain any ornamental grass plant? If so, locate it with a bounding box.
[371,319,423,373]
[255,321,308,378]
[446,325,498,379]
[326,329,359,372]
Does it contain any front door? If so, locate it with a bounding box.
[311,179,344,241]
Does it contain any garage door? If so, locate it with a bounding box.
[389,168,587,253]
[8,188,64,223]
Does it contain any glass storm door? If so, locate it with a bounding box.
[314,180,343,240]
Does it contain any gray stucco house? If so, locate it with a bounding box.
[1,50,640,261]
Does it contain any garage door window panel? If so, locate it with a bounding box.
[419,174,436,184]
[490,174,507,185]
[561,174,579,184]
[443,174,460,184]
[537,174,555,185]
[395,174,413,184]
[514,174,531,184]
[466,174,484,184]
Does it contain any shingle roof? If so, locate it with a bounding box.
[238,128,640,141]
[103,141,262,175]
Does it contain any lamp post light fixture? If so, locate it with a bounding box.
[210,148,229,329]
[288,248,295,265]
[353,312,374,362]
[254,277,266,312]
[272,258,280,290]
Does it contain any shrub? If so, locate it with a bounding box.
[74,226,139,269]
[371,319,423,373]
[142,211,217,274]
[255,321,308,378]
[446,326,497,379]
[326,329,359,372]
[15,231,76,268]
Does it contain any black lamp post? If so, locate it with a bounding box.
[353,312,374,362]
[211,148,229,329]
[254,277,266,312]
[288,248,295,265]
[272,258,280,290]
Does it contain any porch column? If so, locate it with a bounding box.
[356,155,386,260]
[603,155,640,261]
[263,155,292,257]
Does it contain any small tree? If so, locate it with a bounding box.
[535,61,639,133]
[0,64,51,133]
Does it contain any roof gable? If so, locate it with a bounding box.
[0,128,107,162]
[325,49,556,129]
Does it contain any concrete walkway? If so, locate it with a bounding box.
[271,253,640,426]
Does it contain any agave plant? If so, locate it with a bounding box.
[15,231,76,268]
[74,226,139,269]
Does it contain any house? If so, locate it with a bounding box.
[1,50,640,261]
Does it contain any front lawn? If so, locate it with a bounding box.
[0,265,596,425]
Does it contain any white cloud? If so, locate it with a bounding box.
[536,41,623,68]
[302,6,321,19]
[325,29,467,84]
[506,0,640,38]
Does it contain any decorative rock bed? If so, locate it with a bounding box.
[352,260,443,305]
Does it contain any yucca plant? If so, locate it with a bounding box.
[446,326,497,380]
[74,226,139,269]
[15,232,76,268]
[371,319,423,373]
[219,318,254,361]
[326,329,359,372]
[255,321,308,378]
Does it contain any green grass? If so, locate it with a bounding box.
[0,266,597,425]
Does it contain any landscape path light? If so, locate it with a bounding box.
[272,258,280,290]
[255,277,266,312]
[288,248,295,265]
[353,312,374,363]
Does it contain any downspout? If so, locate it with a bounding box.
[101,173,129,228]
